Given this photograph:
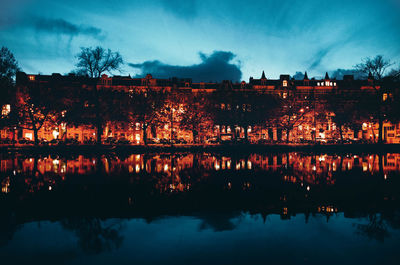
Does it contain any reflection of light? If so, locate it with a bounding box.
[136,164,140,173]
[236,163,240,170]
[48,186,52,191]
[164,164,169,172]
[53,159,59,165]
[215,161,220,170]
[135,154,140,161]
[227,160,231,169]
[384,174,387,180]
[135,134,140,144]
[312,165,316,171]
[306,186,310,191]
[247,161,252,170]
[363,163,368,172]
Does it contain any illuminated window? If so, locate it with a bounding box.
[317,82,320,86]
[282,92,287,99]
[1,104,10,116]
[325,81,329,86]
[29,75,35,81]
[333,82,336,86]
[283,80,288,87]
[383,93,388,101]
[330,82,333,86]
[25,133,33,140]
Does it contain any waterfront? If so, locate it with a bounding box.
[1,151,400,264]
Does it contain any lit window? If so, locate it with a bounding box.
[283,80,288,87]
[330,82,333,86]
[317,82,320,86]
[383,93,388,101]
[282,92,287,99]
[334,82,336,86]
[325,81,329,86]
[29,75,35,81]
[1,104,11,116]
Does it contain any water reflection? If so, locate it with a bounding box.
[0,152,400,263]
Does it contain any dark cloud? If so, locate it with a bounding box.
[31,17,103,39]
[330,68,365,80]
[308,47,332,70]
[129,51,242,82]
[292,71,305,80]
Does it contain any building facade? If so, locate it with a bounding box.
[0,71,399,144]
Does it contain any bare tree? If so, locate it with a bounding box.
[355,55,393,80]
[74,47,123,144]
[75,47,123,78]
[0,47,20,105]
[355,55,394,143]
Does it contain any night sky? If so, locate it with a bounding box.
[1,0,399,82]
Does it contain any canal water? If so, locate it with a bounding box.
[1,152,399,264]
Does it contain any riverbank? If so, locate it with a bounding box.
[1,143,399,154]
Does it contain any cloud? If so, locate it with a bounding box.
[129,51,242,82]
[292,71,305,80]
[308,46,333,70]
[330,68,365,80]
[31,17,104,39]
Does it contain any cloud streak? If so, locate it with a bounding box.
[129,51,242,82]
[31,17,104,39]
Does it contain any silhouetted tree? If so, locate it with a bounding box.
[177,92,213,143]
[0,47,20,133]
[325,91,361,141]
[15,83,60,145]
[129,86,166,145]
[273,93,312,143]
[75,47,123,78]
[355,55,394,143]
[74,47,124,144]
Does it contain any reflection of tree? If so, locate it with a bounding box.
[61,218,124,254]
[197,213,241,232]
[0,213,19,247]
[356,213,389,242]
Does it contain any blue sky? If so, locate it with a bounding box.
[1,0,399,81]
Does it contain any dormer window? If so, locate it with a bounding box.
[325,81,329,86]
[29,75,35,81]
[317,82,320,86]
[283,80,288,87]
[333,82,336,86]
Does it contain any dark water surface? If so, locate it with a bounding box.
[1,152,399,264]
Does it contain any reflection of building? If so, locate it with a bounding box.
[1,71,399,144]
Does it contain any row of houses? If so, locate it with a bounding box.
[0,71,399,144]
